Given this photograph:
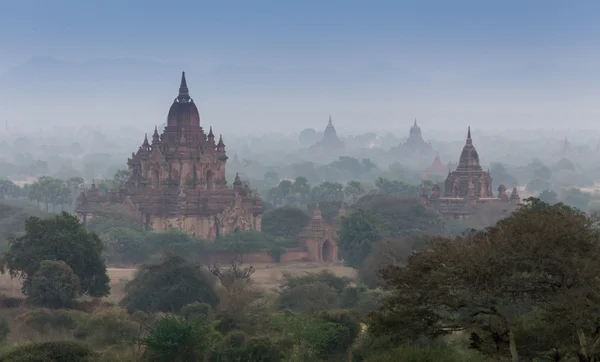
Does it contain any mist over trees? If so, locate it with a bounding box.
[1,123,600,361]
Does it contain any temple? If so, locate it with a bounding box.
[421,151,447,181]
[398,119,434,155]
[76,72,262,239]
[314,115,344,150]
[296,203,343,262]
[420,127,520,219]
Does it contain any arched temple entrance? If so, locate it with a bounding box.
[322,239,333,262]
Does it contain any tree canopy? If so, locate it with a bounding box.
[3,212,110,298]
[368,198,600,361]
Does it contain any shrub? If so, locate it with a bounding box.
[242,337,285,362]
[0,317,10,345]
[121,252,219,313]
[364,345,492,362]
[318,310,361,358]
[0,341,96,361]
[180,302,212,321]
[15,308,84,334]
[143,315,222,362]
[218,330,247,361]
[74,307,139,347]
[268,246,287,262]
[27,260,80,308]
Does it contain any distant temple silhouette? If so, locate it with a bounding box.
[398,119,434,155]
[420,127,520,219]
[313,114,344,150]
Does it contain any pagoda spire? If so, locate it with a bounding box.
[328,114,332,125]
[313,203,322,219]
[466,126,472,145]
[142,133,150,149]
[152,126,160,144]
[177,71,190,102]
[414,118,417,126]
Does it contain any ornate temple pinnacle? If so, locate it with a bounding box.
[466,126,472,145]
[179,71,189,96]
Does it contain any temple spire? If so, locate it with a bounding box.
[328,114,332,125]
[313,203,322,219]
[414,118,417,126]
[178,71,190,100]
[466,126,472,145]
[152,126,160,144]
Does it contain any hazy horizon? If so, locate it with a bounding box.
[1,0,599,134]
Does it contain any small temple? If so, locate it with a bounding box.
[296,203,342,262]
[314,115,344,150]
[421,151,447,181]
[76,72,262,239]
[420,127,520,219]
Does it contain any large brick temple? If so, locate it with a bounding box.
[420,127,520,219]
[76,72,262,239]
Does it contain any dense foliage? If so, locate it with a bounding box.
[28,260,81,308]
[121,252,219,313]
[3,212,110,298]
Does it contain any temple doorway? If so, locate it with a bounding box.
[322,240,333,262]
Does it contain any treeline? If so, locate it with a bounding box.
[265,176,419,209]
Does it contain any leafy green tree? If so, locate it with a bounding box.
[267,180,294,207]
[352,194,444,239]
[337,209,383,268]
[262,206,310,239]
[28,260,80,308]
[374,177,419,197]
[310,181,344,203]
[121,252,219,313]
[526,177,552,193]
[490,162,519,187]
[358,238,414,288]
[272,312,348,362]
[3,212,110,298]
[277,270,352,313]
[292,176,311,205]
[329,156,375,178]
[242,337,285,362]
[369,198,600,362]
[344,180,365,204]
[143,315,222,362]
[112,169,130,188]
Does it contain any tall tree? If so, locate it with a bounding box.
[337,209,383,268]
[3,212,110,298]
[369,198,600,362]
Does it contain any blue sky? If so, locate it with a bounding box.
[0,0,599,134]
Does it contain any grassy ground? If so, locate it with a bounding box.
[0,262,356,303]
